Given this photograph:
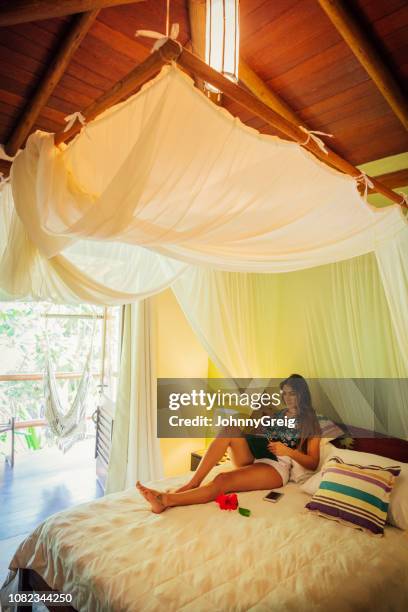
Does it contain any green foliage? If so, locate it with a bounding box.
[0,302,105,454]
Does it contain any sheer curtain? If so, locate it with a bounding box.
[173,251,408,439]
[375,226,408,367]
[174,252,407,378]
[106,298,162,493]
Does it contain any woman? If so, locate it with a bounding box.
[137,374,321,513]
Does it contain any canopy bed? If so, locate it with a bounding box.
[0,10,408,612]
[3,450,408,612]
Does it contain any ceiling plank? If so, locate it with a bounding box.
[4,10,99,157]
[0,0,144,26]
[317,0,408,130]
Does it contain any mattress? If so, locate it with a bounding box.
[2,465,408,612]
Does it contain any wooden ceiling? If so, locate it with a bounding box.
[0,0,407,181]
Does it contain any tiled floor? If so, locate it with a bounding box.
[0,439,102,585]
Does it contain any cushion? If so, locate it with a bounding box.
[305,455,401,536]
[317,415,344,442]
[301,447,408,530]
[331,430,408,463]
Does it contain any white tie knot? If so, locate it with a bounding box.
[0,171,10,186]
[64,111,87,133]
[355,173,375,199]
[135,23,180,54]
[298,126,333,154]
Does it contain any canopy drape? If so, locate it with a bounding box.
[173,252,408,439]
[173,252,407,379]
[0,65,405,307]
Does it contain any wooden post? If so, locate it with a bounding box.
[5,10,99,157]
[318,0,408,131]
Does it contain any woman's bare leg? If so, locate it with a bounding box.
[137,463,282,513]
[175,432,254,492]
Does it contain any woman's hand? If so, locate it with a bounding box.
[267,441,292,457]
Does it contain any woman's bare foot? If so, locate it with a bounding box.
[136,481,167,514]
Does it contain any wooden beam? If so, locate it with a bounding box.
[4,10,99,157]
[238,59,302,126]
[175,43,406,206]
[317,0,408,130]
[0,0,144,26]
[187,0,222,104]
[54,40,180,144]
[188,0,206,60]
[368,168,408,192]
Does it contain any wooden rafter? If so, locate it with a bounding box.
[318,0,408,131]
[0,0,144,26]
[368,168,408,193]
[187,0,221,104]
[188,0,206,63]
[4,10,99,157]
[238,60,302,126]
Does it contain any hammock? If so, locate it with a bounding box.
[43,315,97,452]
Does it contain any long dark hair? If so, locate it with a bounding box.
[280,374,321,451]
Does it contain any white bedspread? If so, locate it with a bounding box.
[2,467,408,612]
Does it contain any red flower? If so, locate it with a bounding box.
[215,493,239,511]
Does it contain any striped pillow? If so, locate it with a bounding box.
[305,456,401,536]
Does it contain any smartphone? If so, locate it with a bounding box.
[263,490,284,503]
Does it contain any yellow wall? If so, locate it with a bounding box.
[154,288,208,477]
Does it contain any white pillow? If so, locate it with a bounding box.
[291,438,339,484]
[301,470,322,494]
[300,446,408,530]
[290,438,334,482]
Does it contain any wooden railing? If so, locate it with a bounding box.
[0,416,96,468]
[0,371,102,382]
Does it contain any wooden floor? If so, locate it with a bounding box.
[0,439,102,584]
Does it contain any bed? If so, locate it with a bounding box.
[1,457,408,612]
